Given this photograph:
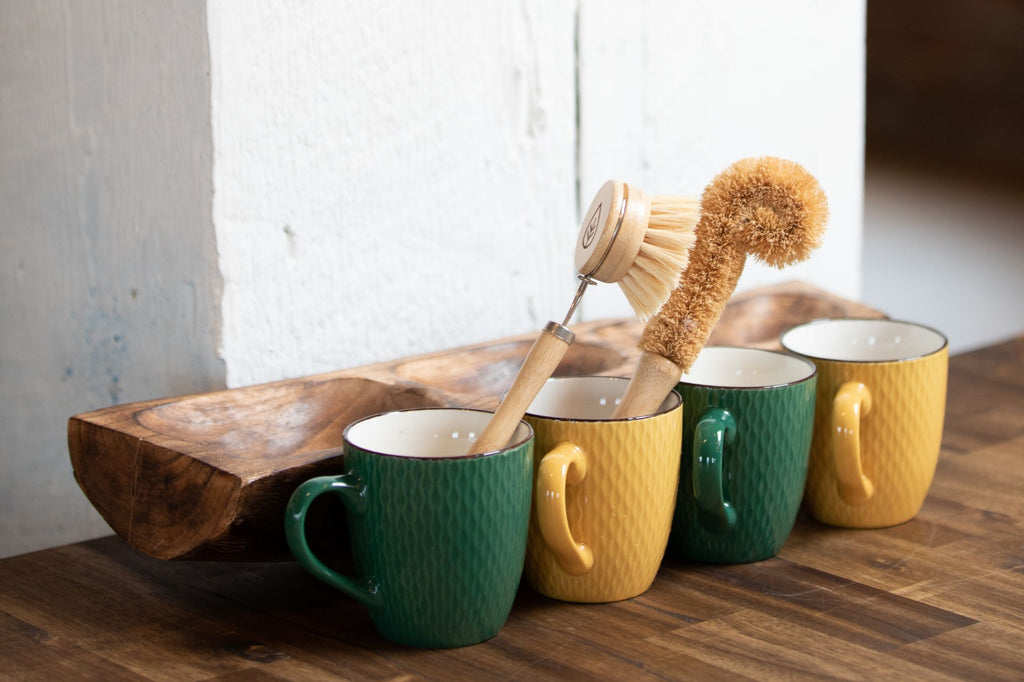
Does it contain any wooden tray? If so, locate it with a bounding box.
[68,282,884,561]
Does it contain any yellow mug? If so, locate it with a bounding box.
[522,376,682,603]
[781,319,948,528]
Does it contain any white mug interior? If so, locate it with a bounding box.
[526,376,679,421]
[781,319,947,363]
[345,408,531,458]
[678,347,816,388]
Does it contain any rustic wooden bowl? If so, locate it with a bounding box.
[69,282,884,561]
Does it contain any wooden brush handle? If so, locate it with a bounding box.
[470,322,575,454]
[612,351,682,419]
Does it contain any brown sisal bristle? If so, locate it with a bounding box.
[706,156,828,266]
[617,195,699,320]
[640,157,828,371]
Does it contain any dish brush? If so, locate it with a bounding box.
[613,157,829,419]
[469,180,698,453]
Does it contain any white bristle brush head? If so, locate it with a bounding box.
[575,180,698,320]
[618,197,698,319]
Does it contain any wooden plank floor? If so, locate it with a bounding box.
[2,337,1022,680]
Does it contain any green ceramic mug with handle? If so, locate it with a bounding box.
[284,408,533,649]
[670,347,817,563]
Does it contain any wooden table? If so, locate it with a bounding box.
[3,336,1023,680]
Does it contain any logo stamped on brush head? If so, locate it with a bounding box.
[581,203,602,250]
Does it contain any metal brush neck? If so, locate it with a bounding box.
[561,274,597,326]
[563,183,629,326]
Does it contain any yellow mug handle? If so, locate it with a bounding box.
[833,381,875,505]
[536,442,594,576]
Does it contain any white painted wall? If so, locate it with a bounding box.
[1,1,224,558]
[1,0,866,558]
[578,0,866,319]
[208,0,578,388]
[209,0,865,387]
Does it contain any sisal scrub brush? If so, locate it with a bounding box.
[469,180,698,454]
[613,156,829,419]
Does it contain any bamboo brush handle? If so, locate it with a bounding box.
[470,322,575,454]
[612,351,682,419]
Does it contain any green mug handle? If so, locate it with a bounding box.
[284,475,383,611]
[693,407,738,534]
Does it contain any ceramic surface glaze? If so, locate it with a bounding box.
[525,375,676,420]
[780,318,946,363]
[524,377,683,603]
[782,320,948,528]
[681,346,817,387]
[671,348,817,563]
[285,408,533,648]
[344,408,528,457]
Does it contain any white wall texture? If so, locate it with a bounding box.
[1,0,866,558]
[1,1,224,559]
[208,0,578,388]
[578,0,866,318]
[211,0,866,386]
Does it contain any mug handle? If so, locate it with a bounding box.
[833,381,875,505]
[536,442,594,576]
[284,475,383,611]
[693,407,738,534]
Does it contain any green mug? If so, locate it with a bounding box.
[284,408,533,648]
[670,347,817,563]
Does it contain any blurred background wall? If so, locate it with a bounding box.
[9,0,1017,559]
[861,0,1024,353]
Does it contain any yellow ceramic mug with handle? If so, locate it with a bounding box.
[522,376,682,602]
[781,319,948,528]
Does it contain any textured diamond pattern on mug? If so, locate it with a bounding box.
[670,379,815,564]
[804,348,948,528]
[525,408,683,603]
[348,446,532,648]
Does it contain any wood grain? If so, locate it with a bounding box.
[4,335,1023,679]
[69,281,882,561]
